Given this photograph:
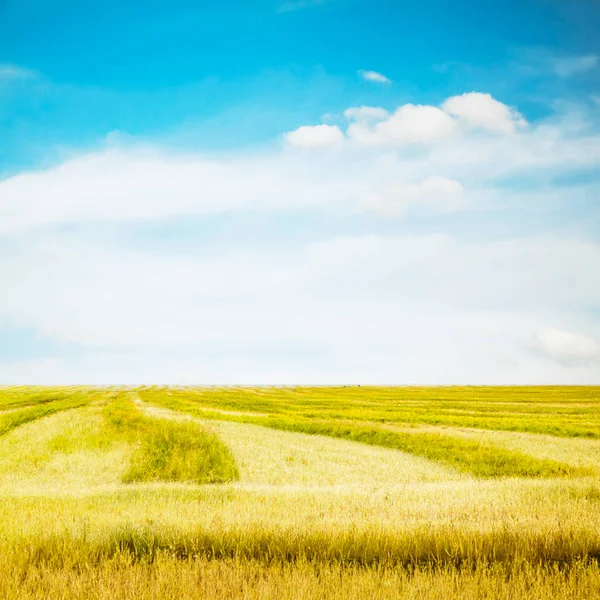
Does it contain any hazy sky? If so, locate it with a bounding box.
[1,0,599,383]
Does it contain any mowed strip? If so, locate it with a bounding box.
[0,386,94,411]
[139,394,583,479]
[138,401,461,487]
[380,423,600,474]
[202,420,462,487]
[138,386,600,438]
[259,421,586,479]
[0,391,97,438]
[0,405,131,494]
[0,396,241,493]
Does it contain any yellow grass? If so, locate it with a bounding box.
[1,386,600,598]
[2,557,599,600]
[0,405,131,494]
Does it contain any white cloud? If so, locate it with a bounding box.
[347,103,458,145]
[344,106,389,122]
[358,70,392,84]
[0,146,362,232]
[346,93,528,146]
[1,94,600,233]
[1,91,600,383]
[553,54,598,77]
[534,328,600,365]
[364,176,465,216]
[1,231,599,384]
[285,124,344,148]
[441,92,527,134]
[1,94,600,234]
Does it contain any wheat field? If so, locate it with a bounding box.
[1,386,599,599]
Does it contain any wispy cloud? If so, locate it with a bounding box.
[553,54,598,77]
[533,328,600,366]
[516,49,599,78]
[358,69,392,84]
[0,64,36,80]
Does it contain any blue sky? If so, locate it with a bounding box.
[0,0,599,383]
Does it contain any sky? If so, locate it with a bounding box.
[0,0,600,384]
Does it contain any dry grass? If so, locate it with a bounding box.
[1,556,599,600]
[2,478,599,566]
[2,386,600,598]
[0,405,131,494]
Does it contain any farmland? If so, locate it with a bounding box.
[1,386,600,599]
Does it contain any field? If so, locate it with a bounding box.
[1,386,600,599]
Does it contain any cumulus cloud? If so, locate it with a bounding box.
[344,106,389,122]
[358,70,392,83]
[347,104,457,145]
[441,92,527,134]
[345,93,527,146]
[534,328,600,365]
[285,124,344,148]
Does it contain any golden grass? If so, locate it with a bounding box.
[1,556,599,600]
[0,405,131,494]
[2,478,599,566]
[2,386,600,598]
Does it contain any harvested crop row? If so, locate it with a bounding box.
[138,386,600,438]
[0,393,97,438]
[138,392,584,478]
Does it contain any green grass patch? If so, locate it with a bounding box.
[103,395,239,484]
[124,420,240,484]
